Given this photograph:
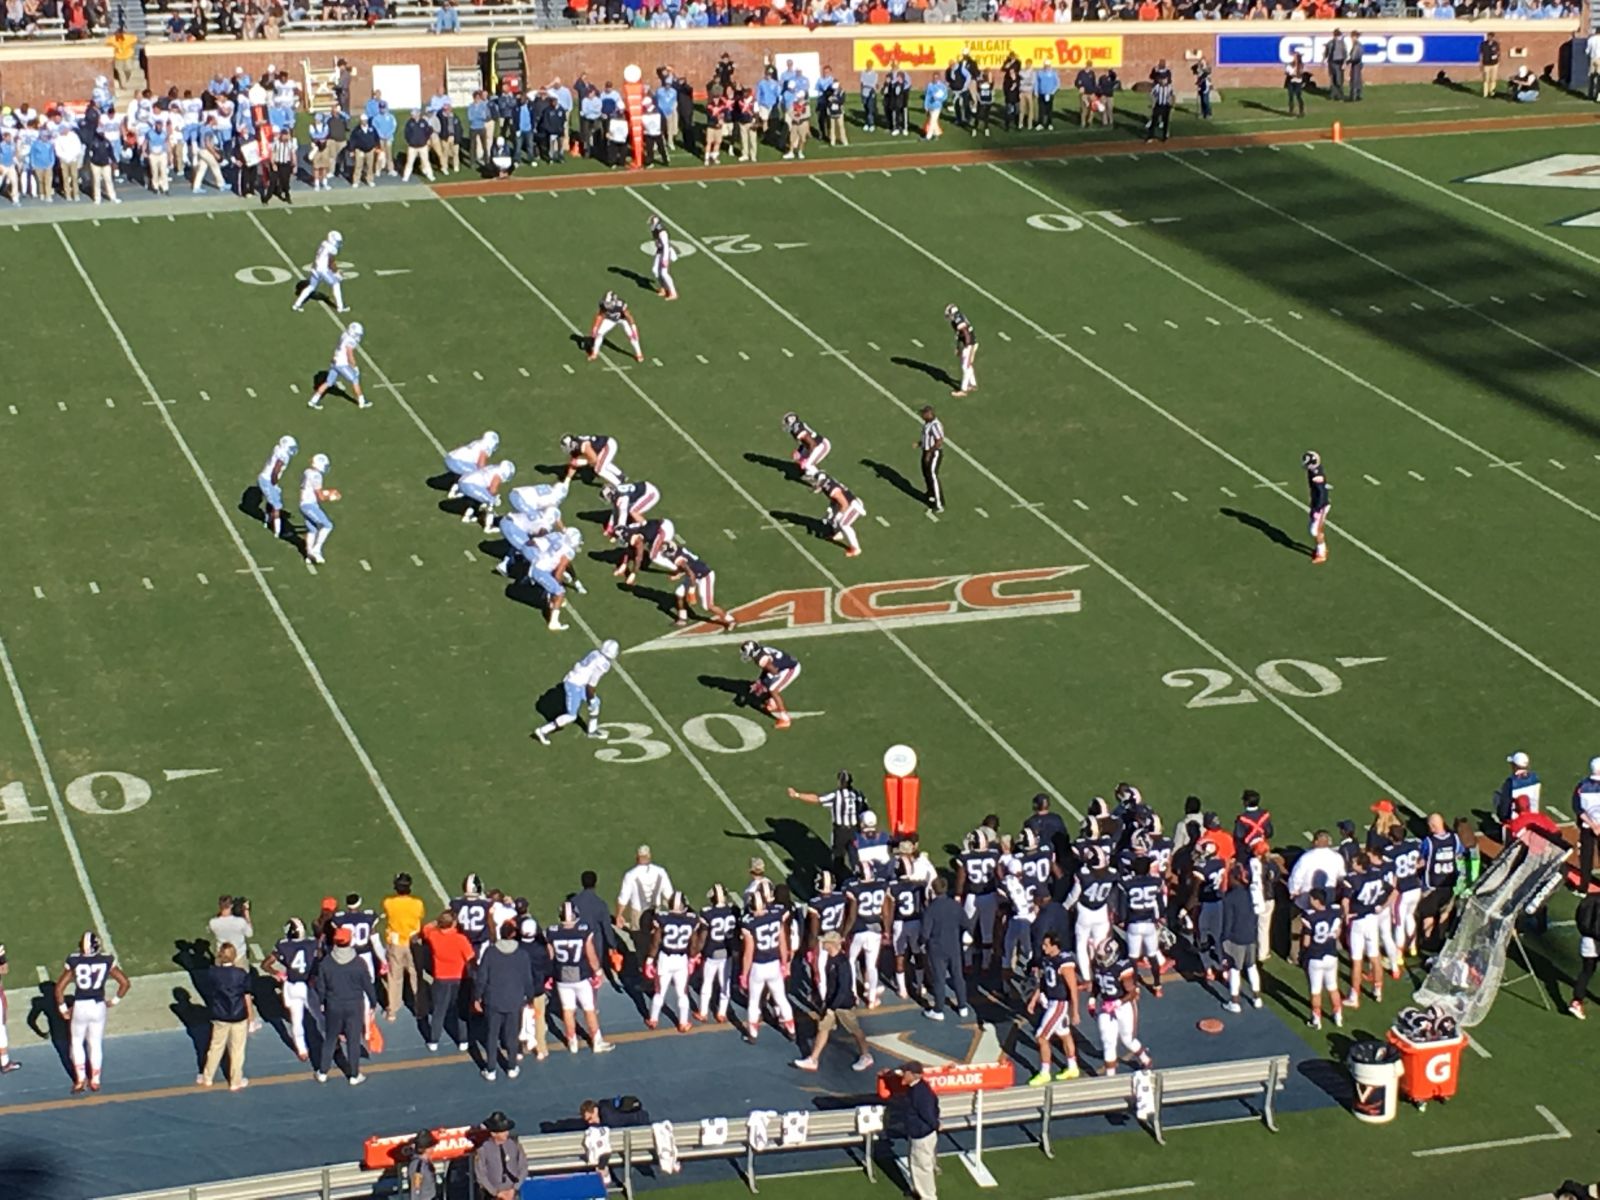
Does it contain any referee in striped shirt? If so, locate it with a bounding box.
[919,405,945,513]
[789,769,867,867]
[267,128,298,204]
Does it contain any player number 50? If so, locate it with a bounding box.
[1161,658,1343,709]
[592,712,769,765]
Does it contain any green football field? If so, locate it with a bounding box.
[3,93,1600,1196]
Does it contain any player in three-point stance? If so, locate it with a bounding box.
[782,412,831,481]
[307,322,368,410]
[601,477,660,538]
[589,291,644,362]
[946,304,978,397]
[533,638,618,744]
[1026,930,1081,1085]
[55,931,131,1094]
[1088,936,1152,1076]
[300,452,339,564]
[457,459,516,531]
[495,503,565,579]
[528,528,583,632]
[1304,450,1330,565]
[648,215,678,301]
[257,434,297,538]
[292,230,349,313]
[740,639,801,730]
[443,430,500,498]
[813,474,866,558]
[669,545,736,628]
[561,434,624,487]
[614,517,677,587]
[644,891,697,1032]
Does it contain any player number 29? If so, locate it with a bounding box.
[1161,658,1343,709]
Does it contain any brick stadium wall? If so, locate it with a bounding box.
[0,20,1579,104]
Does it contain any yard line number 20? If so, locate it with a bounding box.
[1162,659,1343,708]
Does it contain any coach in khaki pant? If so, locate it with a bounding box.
[199,944,253,1091]
[382,873,426,1021]
[349,114,379,187]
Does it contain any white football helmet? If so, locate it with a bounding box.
[1302,450,1321,471]
[739,639,762,662]
[496,460,516,483]
[462,873,484,898]
[278,434,298,456]
[347,322,364,341]
[482,430,500,452]
[600,639,619,661]
[311,453,330,473]
[283,917,307,940]
[328,229,343,247]
[79,931,103,956]
[1094,936,1122,969]
[603,290,620,307]
[560,434,578,454]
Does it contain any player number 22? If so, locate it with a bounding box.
[592,713,769,764]
[1161,658,1343,709]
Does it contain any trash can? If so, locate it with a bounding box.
[1348,1040,1403,1124]
[1388,1030,1467,1107]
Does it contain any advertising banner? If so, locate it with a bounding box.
[853,35,1123,73]
[1214,33,1484,67]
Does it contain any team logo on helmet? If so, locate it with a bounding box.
[816,870,836,895]
[705,883,728,907]
[1094,936,1122,969]
[668,891,688,914]
[1017,827,1040,853]
[278,434,298,455]
[781,411,801,434]
[79,931,102,956]
[739,639,762,662]
[560,434,579,455]
[1302,450,1321,471]
[283,917,307,940]
[944,304,959,320]
[603,290,620,307]
[462,873,484,897]
[311,452,330,474]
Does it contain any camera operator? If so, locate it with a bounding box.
[1191,59,1214,121]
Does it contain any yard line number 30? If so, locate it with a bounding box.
[1162,658,1343,708]
[592,712,768,764]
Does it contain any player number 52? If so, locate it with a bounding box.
[1161,658,1343,709]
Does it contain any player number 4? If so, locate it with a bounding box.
[592,712,769,765]
[1162,658,1344,709]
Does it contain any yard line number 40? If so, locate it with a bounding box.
[0,771,151,825]
[1163,658,1346,708]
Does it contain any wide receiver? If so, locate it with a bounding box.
[533,640,618,744]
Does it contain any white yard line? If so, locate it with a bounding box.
[1048,1184,1196,1200]
[995,160,1600,531]
[657,180,1418,815]
[56,223,451,908]
[447,190,1079,822]
[0,628,114,954]
[1412,1105,1569,1157]
[1168,154,1600,391]
[820,175,1600,721]
[1344,142,1600,271]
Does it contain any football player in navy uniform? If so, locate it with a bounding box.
[1191,841,1228,982]
[1089,936,1152,1075]
[669,545,736,628]
[740,639,801,730]
[813,474,866,558]
[694,884,742,1023]
[452,875,494,960]
[547,902,613,1054]
[331,893,387,986]
[955,828,1002,973]
[806,871,855,1000]
[1341,848,1398,1008]
[844,861,890,1008]
[54,932,131,1093]
[739,887,796,1042]
[614,517,677,588]
[264,917,323,1062]
[998,848,1040,996]
[1300,888,1344,1029]
[889,858,929,1000]
[1383,824,1426,963]
[1303,450,1330,565]
[946,304,978,396]
[601,477,660,538]
[1119,855,1170,997]
[1025,931,1080,1085]
[560,433,624,487]
[588,291,644,361]
[645,892,698,1032]
[782,412,831,482]
[1074,847,1118,981]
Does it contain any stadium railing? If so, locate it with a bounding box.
[101,1052,1290,1200]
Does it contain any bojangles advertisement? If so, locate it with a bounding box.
[852,36,1123,72]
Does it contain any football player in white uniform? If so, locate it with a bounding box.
[648,215,678,301]
[299,453,339,564]
[782,412,831,481]
[588,291,644,361]
[560,434,623,487]
[510,480,569,517]
[457,459,516,532]
[293,230,348,313]
[495,505,564,579]
[307,322,368,410]
[533,640,617,744]
[444,431,500,497]
[54,932,130,1093]
[0,941,18,1076]
[527,528,583,632]
[813,474,866,558]
[256,434,297,538]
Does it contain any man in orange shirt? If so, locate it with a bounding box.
[419,911,474,1052]
[1196,812,1237,865]
[381,874,426,1023]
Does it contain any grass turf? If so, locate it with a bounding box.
[2,97,1599,1197]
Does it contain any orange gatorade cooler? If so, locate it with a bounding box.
[1388,1029,1467,1105]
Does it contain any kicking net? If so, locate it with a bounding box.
[1415,830,1568,1027]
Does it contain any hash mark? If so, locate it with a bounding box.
[360,559,372,572]
[1530,292,1546,302]
[652,357,664,366]
[1123,322,1138,333]
[88,581,100,595]
[464,550,475,562]
[1363,474,1382,486]
[245,387,257,398]
[1164,319,1179,329]
[1205,316,1222,326]
[1172,491,1188,502]
[33,586,44,600]
[724,528,738,540]
[876,515,891,527]
[1082,326,1097,336]
[1220,486,1237,498]
[910,338,924,348]
[1287,311,1302,321]
[998,331,1012,342]
[1072,499,1089,511]
[781,348,794,358]
[1454,466,1473,477]
[427,374,439,384]
[6,406,14,415]
[197,573,210,585]
[1550,458,1567,470]
[975,507,989,518]
[1122,494,1139,506]
[924,509,939,522]
[1329,307,1343,317]
[1489,295,1505,305]
[1407,470,1425,481]
[199,390,210,401]
[563,363,575,374]
[57,401,66,412]
[518,367,530,378]
[105,398,114,408]
[738,350,750,361]
[867,341,881,351]
[1574,289,1588,298]
[1368,305,1383,314]
[1411,302,1425,311]
[289,383,299,394]
[472,370,484,381]
[410,554,424,567]
[695,354,709,364]
[142,577,154,590]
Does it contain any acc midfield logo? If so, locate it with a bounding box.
[1465,155,1600,227]
[628,565,1085,652]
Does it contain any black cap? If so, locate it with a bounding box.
[483,1111,515,1133]
[1032,793,1050,811]
[1337,819,1356,835]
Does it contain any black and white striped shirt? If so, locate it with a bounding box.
[820,787,865,829]
[1151,82,1176,108]
[270,134,298,165]
[920,418,945,453]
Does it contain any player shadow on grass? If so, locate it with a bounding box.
[1219,508,1311,557]
[889,355,958,391]
[744,451,802,483]
[861,458,926,505]
[768,509,830,538]
[310,370,359,408]
[607,265,656,293]
[628,582,681,619]
[21,984,76,1080]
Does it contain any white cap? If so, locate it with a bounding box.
[637,844,651,858]
[1591,756,1600,777]
[860,810,878,829]
[1507,751,1530,769]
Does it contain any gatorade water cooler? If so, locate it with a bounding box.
[882,744,919,838]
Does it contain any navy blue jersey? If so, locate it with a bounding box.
[1384,839,1425,893]
[812,893,849,937]
[744,910,785,963]
[764,648,800,674]
[1343,867,1392,917]
[452,896,492,945]
[959,849,1001,896]
[1019,848,1055,890]
[331,909,378,955]
[1196,858,1227,904]
[1119,875,1164,924]
[1091,957,1132,1003]
[65,953,115,1002]
[950,310,975,348]
[1078,867,1118,912]
[678,551,712,580]
[891,880,927,922]
[546,926,593,983]
[274,937,318,983]
[1038,949,1073,1001]
[1305,910,1342,957]
[699,903,741,959]
[655,911,697,956]
[1308,467,1330,511]
[845,879,890,930]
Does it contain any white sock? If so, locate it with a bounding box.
[841,526,860,553]
[331,282,345,309]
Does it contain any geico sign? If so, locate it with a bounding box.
[1423,1051,1454,1084]
[1279,35,1425,65]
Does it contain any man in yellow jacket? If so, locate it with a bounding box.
[381,873,426,1022]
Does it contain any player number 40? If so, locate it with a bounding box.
[592,712,768,764]
[1162,658,1343,709]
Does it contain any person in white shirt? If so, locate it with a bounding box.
[1288,830,1347,900]
[615,845,674,932]
[55,125,83,202]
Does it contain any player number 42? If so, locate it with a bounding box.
[1162,658,1344,709]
